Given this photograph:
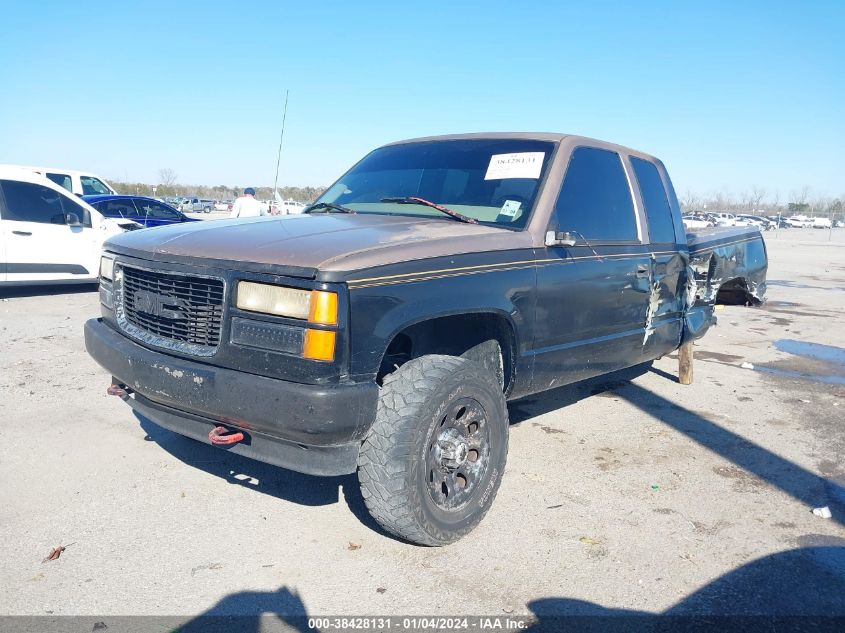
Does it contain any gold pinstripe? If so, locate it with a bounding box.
[347,249,683,289]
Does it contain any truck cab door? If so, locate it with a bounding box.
[532,146,653,391]
[629,157,687,358]
[0,179,99,282]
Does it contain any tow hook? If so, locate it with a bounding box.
[208,426,244,446]
[107,383,131,399]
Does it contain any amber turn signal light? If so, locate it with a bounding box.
[303,329,336,361]
[308,290,338,325]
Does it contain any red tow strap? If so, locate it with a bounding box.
[208,426,244,445]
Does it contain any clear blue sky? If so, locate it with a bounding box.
[1,0,843,201]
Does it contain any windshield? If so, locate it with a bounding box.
[315,139,556,228]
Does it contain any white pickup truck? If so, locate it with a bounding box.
[179,198,214,213]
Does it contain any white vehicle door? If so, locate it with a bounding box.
[0,179,99,282]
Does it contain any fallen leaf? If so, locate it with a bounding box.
[347,542,361,551]
[579,537,601,545]
[376,587,387,594]
[42,545,66,563]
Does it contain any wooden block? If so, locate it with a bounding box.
[678,341,694,385]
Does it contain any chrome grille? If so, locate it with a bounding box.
[120,266,224,348]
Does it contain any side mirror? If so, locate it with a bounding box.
[66,212,82,227]
[544,230,577,247]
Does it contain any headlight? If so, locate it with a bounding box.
[236,281,337,324]
[100,255,115,280]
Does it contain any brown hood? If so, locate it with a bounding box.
[105,214,532,280]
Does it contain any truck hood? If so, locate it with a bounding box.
[104,214,532,280]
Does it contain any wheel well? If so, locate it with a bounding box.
[377,313,516,394]
[715,277,760,306]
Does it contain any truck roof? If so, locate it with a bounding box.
[383,132,660,163]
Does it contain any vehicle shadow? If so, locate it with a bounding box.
[94,543,844,631]
[508,362,655,424]
[0,282,98,298]
[523,543,845,631]
[135,414,389,537]
[509,363,844,525]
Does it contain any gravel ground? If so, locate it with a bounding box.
[1,228,843,627]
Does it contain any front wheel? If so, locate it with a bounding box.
[357,355,508,545]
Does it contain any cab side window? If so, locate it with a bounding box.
[59,193,93,227]
[631,157,676,244]
[139,201,181,219]
[46,173,73,193]
[553,147,637,242]
[0,180,67,224]
[96,199,137,220]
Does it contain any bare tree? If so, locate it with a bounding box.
[749,186,766,210]
[158,168,178,187]
[680,189,699,212]
[790,185,811,205]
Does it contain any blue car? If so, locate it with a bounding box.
[82,194,199,228]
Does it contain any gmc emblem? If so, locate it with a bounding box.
[133,290,186,320]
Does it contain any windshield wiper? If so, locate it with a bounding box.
[304,202,357,214]
[380,196,478,224]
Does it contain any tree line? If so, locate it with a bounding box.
[111,169,326,202]
[680,186,843,219]
[111,182,327,203]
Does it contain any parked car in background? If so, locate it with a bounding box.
[272,198,307,215]
[681,214,713,229]
[736,215,775,230]
[2,165,118,197]
[770,216,791,229]
[0,167,139,285]
[785,216,812,228]
[811,217,832,229]
[711,212,737,226]
[83,195,200,228]
[214,200,232,212]
[179,197,214,213]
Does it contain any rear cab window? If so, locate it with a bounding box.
[630,157,676,244]
[552,146,638,242]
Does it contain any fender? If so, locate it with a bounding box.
[345,255,536,385]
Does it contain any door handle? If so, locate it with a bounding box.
[12,230,33,236]
[635,264,649,278]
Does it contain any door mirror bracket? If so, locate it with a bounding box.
[545,230,577,247]
[65,212,82,227]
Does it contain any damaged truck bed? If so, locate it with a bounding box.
[85,132,767,545]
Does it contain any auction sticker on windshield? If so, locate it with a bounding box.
[484,152,544,180]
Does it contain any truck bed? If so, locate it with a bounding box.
[682,225,767,343]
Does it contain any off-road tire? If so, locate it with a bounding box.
[357,354,508,545]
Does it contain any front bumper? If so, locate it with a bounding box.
[84,318,378,476]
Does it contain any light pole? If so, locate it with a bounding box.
[152,185,158,199]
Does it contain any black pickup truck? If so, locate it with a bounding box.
[85,133,767,545]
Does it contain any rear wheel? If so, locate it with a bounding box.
[357,355,508,545]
